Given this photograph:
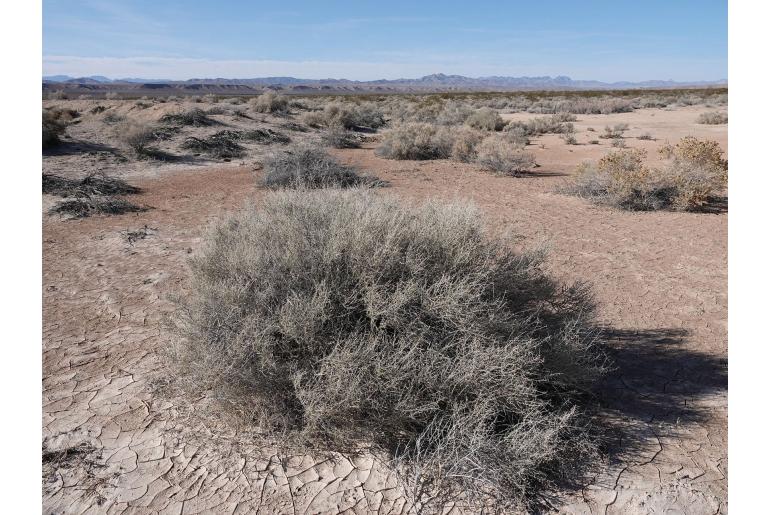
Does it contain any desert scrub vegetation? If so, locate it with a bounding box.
[599,123,629,139]
[506,115,575,137]
[43,173,141,197]
[42,109,68,148]
[49,197,147,218]
[160,108,216,127]
[696,111,728,125]
[262,144,374,188]
[250,91,289,114]
[564,137,728,211]
[376,122,454,160]
[322,125,361,149]
[181,131,246,159]
[44,172,146,218]
[118,122,162,158]
[168,188,607,510]
[475,135,537,175]
[465,107,505,131]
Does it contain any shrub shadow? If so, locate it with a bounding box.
[592,327,727,475]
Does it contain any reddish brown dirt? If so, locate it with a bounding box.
[43,108,727,514]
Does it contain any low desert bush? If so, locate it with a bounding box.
[250,91,289,114]
[262,144,372,188]
[168,188,606,509]
[502,125,531,147]
[475,135,536,175]
[322,125,361,148]
[564,137,727,211]
[465,107,505,131]
[42,110,67,148]
[376,122,453,160]
[181,131,246,158]
[696,111,728,125]
[450,126,485,162]
[160,108,216,127]
[301,111,326,128]
[119,122,157,157]
[102,112,126,124]
[506,115,574,137]
[611,138,627,148]
[637,132,654,141]
[599,124,628,139]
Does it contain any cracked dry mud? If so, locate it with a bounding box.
[43,107,727,514]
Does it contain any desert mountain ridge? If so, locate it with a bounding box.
[43,72,727,95]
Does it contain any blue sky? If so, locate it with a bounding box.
[43,0,727,81]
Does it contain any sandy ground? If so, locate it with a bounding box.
[42,102,727,514]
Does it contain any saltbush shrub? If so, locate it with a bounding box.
[169,188,606,509]
[564,137,728,211]
[475,135,536,175]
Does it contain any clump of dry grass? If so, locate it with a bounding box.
[564,137,727,211]
[465,107,505,131]
[250,91,289,114]
[696,111,728,125]
[168,188,606,510]
[475,135,536,175]
[262,144,374,188]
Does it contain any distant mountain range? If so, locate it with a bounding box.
[42,73,727,95]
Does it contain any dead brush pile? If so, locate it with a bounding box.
[160,108,217,127]
[49,198,147,218]
[262,144,377,188]
[168,188,607,510]
[43,173,141,197]
[181,131,246,159]
[44,173,146,218]
[564,137,728,211]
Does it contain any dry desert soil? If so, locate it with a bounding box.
[42,99,727,514]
